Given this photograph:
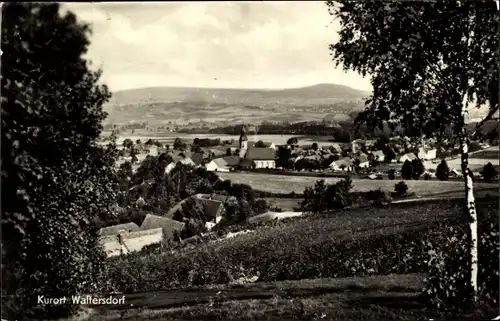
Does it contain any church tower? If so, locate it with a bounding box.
[239,125,248,156]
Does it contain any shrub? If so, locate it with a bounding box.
[422,206,499,314]
[368,188,392,207]
[423,173,432,180]
[481,163,498,183]
[401,160,413,179]
[253,198,269,215]
[436,160,450,181]
[388,169,396,180]
[395,181,409,196]
[411,159,425,180]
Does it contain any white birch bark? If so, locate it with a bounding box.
[460,95,479,299]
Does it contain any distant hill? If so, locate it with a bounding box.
[103,84,371,125]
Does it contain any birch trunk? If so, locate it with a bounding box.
[459,106,479,300]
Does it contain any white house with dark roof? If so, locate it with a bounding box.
[370,150,385,162]
[358,153,370,168]
[329,157,354,172]
[417,147,437,160]
[205,158,231,172]
[245,147,276,169]
[399,152,418,163]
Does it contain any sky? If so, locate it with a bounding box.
[62,2,372,93]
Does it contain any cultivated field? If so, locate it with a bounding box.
[218,172,498,195]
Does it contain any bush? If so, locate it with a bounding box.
[367,188,392,207]
[436,160,450,181]
[423,205,499,314]
[401,160,413,179]
[253,199,269,215]
[300,177,353,213]
[423,173,432,180]
[395,181,409,196]
[388,169,396,180]
[411,159,425,180]
[481,163,498,183]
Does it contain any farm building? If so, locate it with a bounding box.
[418,147,437,160]
[399,152,418,163]
[140,214,186,240]
[206,158,231,172]
[370,150,385,162]
[97,222,141,237]
[245,147,276,169]
[358,153,370,168]
[190,152,205,166]
[165,195,225,226]
[329,157,354,172]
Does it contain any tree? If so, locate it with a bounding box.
[329,0,498,302]
[1,3,118,319]
[388,169,396,180]
[123,138,134,149]
[395,181,409,196]
[481,162,498,183]
[411,159,425,180]
[312,142,319,151]
[384,148,396,164]
[226,147,232,156]
[255,140,266,148]
[401,160,413,180]
[173,138,185,150]
[276,146,292,169]
[253,199,269,215]
[287,137,298,145]
[436,160,451,181]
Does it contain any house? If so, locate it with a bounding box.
[165,162,176,174]
[165,196,225,225]
[370,150,385,162]
[179,157,195,167]
[205,158,231,172]
[399,152,418,163]
[248,141,277,150]
[140,213,186,240]
[190,152,205,166]
[238,158,253,169]
[97,222,141,237]
[245,147,276,169]
[358,154,370,168]
[417,147,437,160]
[329,157,354,172]
[330,143,342,153]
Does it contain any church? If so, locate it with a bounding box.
[238,125,276,169]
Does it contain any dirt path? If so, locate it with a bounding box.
[94,274,424,312]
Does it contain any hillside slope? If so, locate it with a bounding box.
[104,84,370,125]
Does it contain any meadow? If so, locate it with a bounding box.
[218,172,498,195]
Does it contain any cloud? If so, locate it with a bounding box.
[63,2,371,92]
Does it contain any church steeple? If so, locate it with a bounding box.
[239,125,248,151]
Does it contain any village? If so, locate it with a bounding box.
[99,124,498,257]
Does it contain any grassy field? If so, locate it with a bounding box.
[266,197,303,211]
[90,274,432,321]
[219,172,497,195]
[469,149,499,160]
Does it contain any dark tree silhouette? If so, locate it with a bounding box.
[401,160,413,180]
[1,3,118,318]
[436,160,451,181]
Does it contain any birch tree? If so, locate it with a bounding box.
[327,0,498,300]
